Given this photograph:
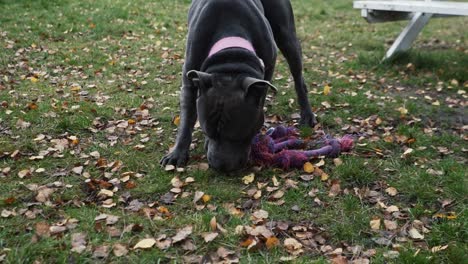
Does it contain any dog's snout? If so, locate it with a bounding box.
[208,155,247,173]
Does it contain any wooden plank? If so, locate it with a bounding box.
[354,1,468,16]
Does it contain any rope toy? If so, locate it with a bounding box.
[251,126,354,170]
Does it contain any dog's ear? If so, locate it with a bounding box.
[242,77,278,93]
[187,70,212,95]
[243,77,277,107]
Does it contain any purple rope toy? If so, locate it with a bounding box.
[251,126,354,170]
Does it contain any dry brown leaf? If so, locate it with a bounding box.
[93,245,109,258]
[384,220,398,230]
[35,222,50,237]
[210,216,217,231]
[172,226,193,244]
[370,218,381,230]
[385,187,398,196]
[36,187,54,203]
[72,166,84,175]
[193,191,204,204]
[252,209,269,220]
[202,232,218,243]
[71,233,87,253]
[386,205,399,213]
[331,255,348,264]
[18,169,32,178]
[284,238,303,255]
[408,228,424,240]
[265,236,279,249]
[113,243,128,257]
[329,180,341,197]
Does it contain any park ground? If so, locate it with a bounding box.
[0,0,467,263]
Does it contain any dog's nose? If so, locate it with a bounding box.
[208,156,247,173]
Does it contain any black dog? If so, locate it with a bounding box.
[161,0,316,172]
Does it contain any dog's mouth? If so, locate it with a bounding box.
[205,140,251,173]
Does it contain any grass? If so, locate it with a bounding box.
[1,0,467,263]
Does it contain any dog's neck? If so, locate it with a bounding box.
[208,37,256,57]
[208,37,264,69]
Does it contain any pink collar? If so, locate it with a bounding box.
[208,37,256,57]
[208,36,264,68]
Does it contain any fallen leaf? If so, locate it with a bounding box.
[93,245,109,258]
[193,191,204,203]
[72,166,84,175]
[49,226,67,235]
[386,205,399,213]
[172,226,193,244]
[324,85,331,95]
[384,220,398,230]
[401,148,413,158]
[113,243,128,257]
[242,173,255,184]
[202,232,218,243]
[35,222,50,237]
[431,245,448,253]
[36,187,54,203]
[370,218,381,230]
[329,180,341,197]
[71,233,87,253]
[210,216,217,231]
[385,187,398,196]
[315,159,325,167]
[408,228,424,240]
[18,169,31,178]
[133,238,156,249]
[303,162,315,173]
[252,209,269,220]
[173,115,180,126]
[265,236,279,249]
[331,256,348,264]
[333,158,343,166]
[202,194,211,203]
[284,238,303,255]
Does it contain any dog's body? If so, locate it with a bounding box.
[161,0,316,172]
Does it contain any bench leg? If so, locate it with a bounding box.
[384,12,432,60]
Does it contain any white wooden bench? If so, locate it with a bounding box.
[353,0,468,60]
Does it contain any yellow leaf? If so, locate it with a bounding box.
[323,85,331,95]
[30,77,39,83]
[173,115,180,126]
[397,107,408,115]
[370,218,381,230]
[303,162,315,173]
[133,238,156,249]
[128,119,136,125]
[321,173,329,181]
[242,173,255,185]
[447,212,457,220]
[202,194,211,203]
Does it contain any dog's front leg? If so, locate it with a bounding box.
[160,81,197,167]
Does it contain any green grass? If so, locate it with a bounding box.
[1,0,467,263]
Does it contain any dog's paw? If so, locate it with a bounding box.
[160,150,189,168]
[300,111,318,127]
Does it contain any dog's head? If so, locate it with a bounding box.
[188,70,276,172]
